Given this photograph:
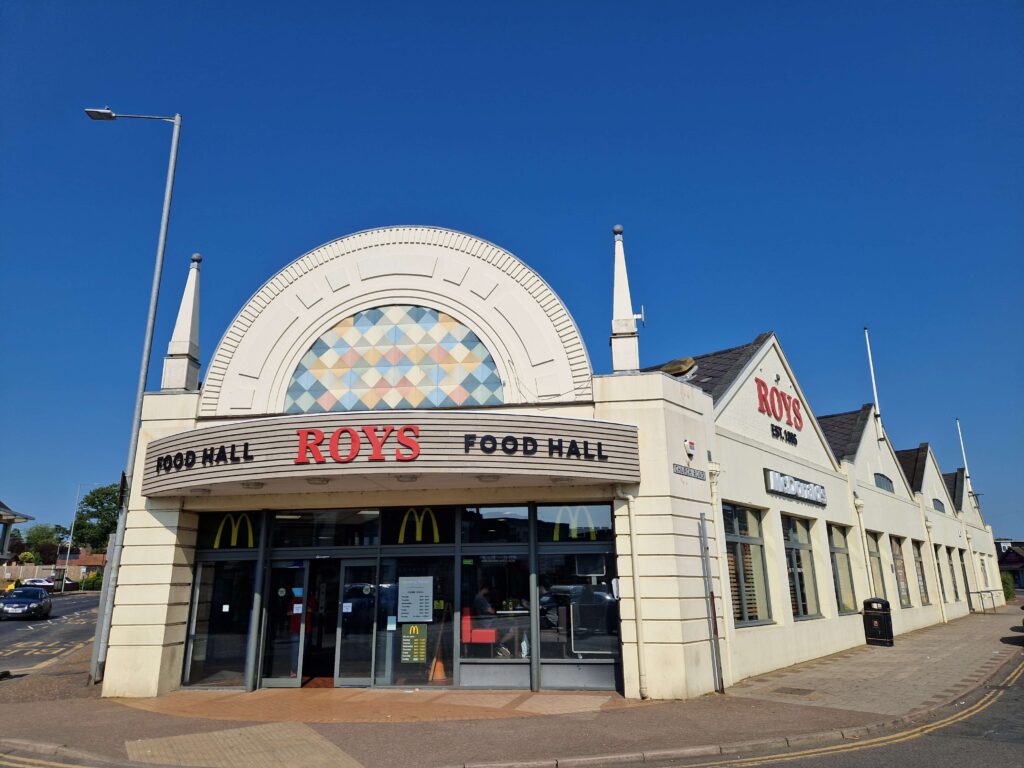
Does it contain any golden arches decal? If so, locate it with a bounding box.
[212,513,255,548]
[397,507,440,544]
[552,505,598,542]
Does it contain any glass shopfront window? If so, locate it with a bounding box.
[537,553,620,659]
[723,504,771,624]
[197,512,261,550]
[373,556,454,686]
[380,506,456,545]
[270,509,379,548]
[184,560,255,686]
[461,555,531,659]
[537,504,614,542]
[187,501,620,692]
[461,506,530,544]
[828,524,857,614]
[782,515,819,619]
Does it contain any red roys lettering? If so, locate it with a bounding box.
[755,377,771,415]
[395,425,421,461]
[361,426,395,461]
[295,428,326,464]
[329,427,361,463]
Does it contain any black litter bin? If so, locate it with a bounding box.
[862,597,893,647]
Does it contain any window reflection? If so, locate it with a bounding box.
[536,504,613,542]
[461,555,531,659]
[461,506,529,544]
[270,509,379,548]
[537,554,620,659]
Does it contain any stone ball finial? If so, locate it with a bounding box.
[612,224,624,235]
[191,252,203,264]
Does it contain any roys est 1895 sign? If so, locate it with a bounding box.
[755,376,803,447]
[141,411,640,497]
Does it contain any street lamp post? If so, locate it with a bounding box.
[84,107,183,684]
[60,482,102,593]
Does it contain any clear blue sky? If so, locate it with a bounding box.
[1,2,1021,537]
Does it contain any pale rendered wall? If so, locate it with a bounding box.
[594,372,718,700]
[102,392,200,698]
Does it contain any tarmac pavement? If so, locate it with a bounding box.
[0,600,1020,768]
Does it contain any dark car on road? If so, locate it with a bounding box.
[0,587,53,620]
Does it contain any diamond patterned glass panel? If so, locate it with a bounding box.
[284,305,504,413]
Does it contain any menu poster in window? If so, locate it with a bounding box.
[400,623,428,663]
[397,576,433,622]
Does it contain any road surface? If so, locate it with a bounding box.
[0,592,99,674]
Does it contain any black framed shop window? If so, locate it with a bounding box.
[867,531,887,599]
[890,536,913,608]
[723,503,771,625]
[827,524,857,614]
[782,515,820,619]
[913,540,930,605]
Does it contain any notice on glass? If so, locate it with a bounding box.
[397,576,433,623]
[400,623,428,663]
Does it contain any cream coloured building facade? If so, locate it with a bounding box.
[100,225,1003,700]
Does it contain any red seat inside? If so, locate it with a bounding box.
[461,611,497,643]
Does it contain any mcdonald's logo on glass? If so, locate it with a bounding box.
[381,506,455,545]
[538,504,613,542]
[210,513,256,549]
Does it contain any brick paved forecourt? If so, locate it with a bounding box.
[1,605,1020,768]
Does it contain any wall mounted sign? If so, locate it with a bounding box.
[764,469,827,506]
[672,464,707,481]
[141,411,640,496]
[755,377,804,431]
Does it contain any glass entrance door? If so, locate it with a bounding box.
[335,560,377,686]
[260,561,309,687]
[184,560,255,686]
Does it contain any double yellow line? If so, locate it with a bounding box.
[678,657,1024,768]
[0,751,100,768]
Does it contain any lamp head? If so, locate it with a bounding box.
[84,107,116,121]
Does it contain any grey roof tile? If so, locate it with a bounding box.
[817,404,873,462]
[645,332,773,404]
[895,443,930,494]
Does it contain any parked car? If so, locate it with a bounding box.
[0,587,53,619]
[22,578,55,592]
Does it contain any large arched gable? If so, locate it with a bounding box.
[199,226,593,416]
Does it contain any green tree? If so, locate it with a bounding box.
[25,524,58,551]
[18,551,35,564]
[72,483,120,552]
[8,528,26,556]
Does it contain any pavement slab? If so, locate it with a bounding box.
[1,603,1019,768]
[126,722,363,768]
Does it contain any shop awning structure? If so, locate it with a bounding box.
[141,411,640,498]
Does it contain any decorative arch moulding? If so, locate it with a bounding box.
[200,227,593,417]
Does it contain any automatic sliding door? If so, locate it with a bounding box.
[335,561,377,686]
[260,561,308,687]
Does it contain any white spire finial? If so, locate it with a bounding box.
[864,326,885,441]
[161,253,202,391]
[610,225,640,371]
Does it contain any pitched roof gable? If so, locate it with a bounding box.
[895,443,930,493]
[943,469,966,511]
[817,404,873,462]
[646,332,773,404]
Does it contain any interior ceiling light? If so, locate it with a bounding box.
[476,474,499,483]
[241,481,264,489]
[305,477,330,485]
[395,474,418,483]
[190,488,211,495]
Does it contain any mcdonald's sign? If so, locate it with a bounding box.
[212,513,256,548]
[552,505,598,542]
[398,507,440,544]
